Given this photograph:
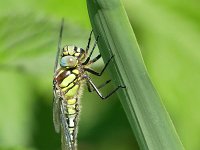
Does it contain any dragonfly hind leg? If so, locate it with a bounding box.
[87,79,111,92]
[86,77,125,100]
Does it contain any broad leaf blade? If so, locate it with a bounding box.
[87,0,184,149]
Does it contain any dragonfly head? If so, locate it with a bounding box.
[60,45,86,68]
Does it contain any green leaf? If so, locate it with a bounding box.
[123,1,200,149]
[87,0,184,149]
[0,70,34,147]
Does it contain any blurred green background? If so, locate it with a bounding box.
[0,0,199,150]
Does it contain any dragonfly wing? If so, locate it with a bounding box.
[53,88,61,133]
[61,124,73,150]
[54,19,64,72]
[53,19,65,133]
[53,89,74,150]
[53,18,64,132]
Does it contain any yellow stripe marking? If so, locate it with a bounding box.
[74,53,80,57]
[69,128,74,131]
[61,83,74,92]
[60,74,76,88]
[63,51,68,55]
[67,106,76,115]
[67,99,77,105]
[65,85,79,98]
[68,46,75,55]
[72,69,79,74]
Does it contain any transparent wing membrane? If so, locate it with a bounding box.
[53,94,61,133]
[54,18,64,72]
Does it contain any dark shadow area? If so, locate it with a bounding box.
[32,94,60,150]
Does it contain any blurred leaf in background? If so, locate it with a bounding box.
[0,0,199,150]
[124,0,200,150]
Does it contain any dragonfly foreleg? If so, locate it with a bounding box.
[85,30,93,53]
[82,35,99,65]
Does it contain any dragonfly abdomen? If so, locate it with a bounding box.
[56,68,82,148]
[64,97,79,146]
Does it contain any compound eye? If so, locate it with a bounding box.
[60,56,77,67]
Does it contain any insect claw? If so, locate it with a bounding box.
[96,35,100,41]
[119,85,126,88]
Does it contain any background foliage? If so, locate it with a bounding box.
[0,0,199,150]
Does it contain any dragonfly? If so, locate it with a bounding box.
[53,19,125,150]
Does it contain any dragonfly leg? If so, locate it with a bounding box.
[85,30,93,53]
[87,79,111,92]
[88,54,101,64]
[84,55,114,76]
[82,35,99,65]
[86,77,125,99]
